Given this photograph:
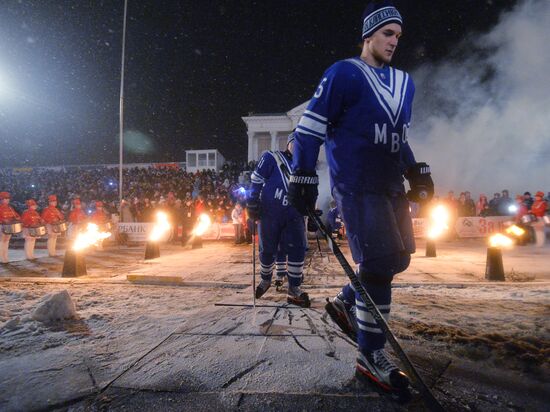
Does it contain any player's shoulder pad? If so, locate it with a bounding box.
[261,150,277,164]
[326,59,362,78]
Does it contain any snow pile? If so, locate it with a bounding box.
[1,316,20,331]
[31,290,77,323]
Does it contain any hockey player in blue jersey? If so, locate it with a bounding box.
[288,0,434,393]
[247,133,310,307]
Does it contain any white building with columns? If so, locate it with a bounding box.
[242,101,308,162]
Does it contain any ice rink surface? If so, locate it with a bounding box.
[0,238,548,411]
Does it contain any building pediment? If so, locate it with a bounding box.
[287,101,309,117]
[242,101,309,161]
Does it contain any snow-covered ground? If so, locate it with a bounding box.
[0,238,548,411]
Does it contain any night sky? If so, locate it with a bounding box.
[0,0,517,167]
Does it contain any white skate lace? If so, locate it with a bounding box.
[373,349,397,374]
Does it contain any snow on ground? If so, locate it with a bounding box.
[0,238,549,411]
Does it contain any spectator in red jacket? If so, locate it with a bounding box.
[0,192,21,263]
[476,194,490,216]
[531,191,548,218]
[68,198,88,239]
[531,191,548,247]
[41,194,66,257]
[22,199,44,259]
[91,201,110,225]
[514,194,529,223]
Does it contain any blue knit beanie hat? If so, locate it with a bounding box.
[362,1,402,39]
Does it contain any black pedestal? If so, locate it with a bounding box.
[62,249,87,277]
[192,236,203,249]
[144,241,160,260]
[485,247,505,281]
[425,239,437,257]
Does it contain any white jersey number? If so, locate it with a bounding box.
[314,77,328,98]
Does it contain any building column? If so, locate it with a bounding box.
[247,131,254,162]
[270,131,278,151]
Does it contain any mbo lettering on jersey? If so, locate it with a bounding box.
[374,122,410,153]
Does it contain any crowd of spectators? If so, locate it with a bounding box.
[2,164,548,229]
[0,161,257,225]
[415,189,549,220]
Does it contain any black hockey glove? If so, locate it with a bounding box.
[246,198,261,221]
[288,170,319,216]
[404,162,434,203]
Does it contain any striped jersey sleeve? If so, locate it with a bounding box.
[293,60,360,172]
[250,151,275,197]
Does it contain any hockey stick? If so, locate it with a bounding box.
[252,220,256,308]
[308,210,444,412]
[315,233,323,258]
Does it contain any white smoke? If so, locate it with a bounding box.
[411,0,550,197]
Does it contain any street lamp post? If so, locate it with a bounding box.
[119,0,128,213]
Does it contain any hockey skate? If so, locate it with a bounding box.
[324,293,358,342]
[356,348,411,401]
[287,285,310,308]
[255,279,271,299]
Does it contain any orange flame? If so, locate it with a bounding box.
[505,225,525,237]
[489,233,514,248]
[192,214,211,236]
[148,211,171,241]
[73,223,111,251]
[427,205,449,239]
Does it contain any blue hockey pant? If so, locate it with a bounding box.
[333,186,415,352]
[259,214,306,287]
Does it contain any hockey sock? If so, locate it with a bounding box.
[260,261,274,281]
[287,259,304,287]
[275,260,287,279]
[355,280,391,352]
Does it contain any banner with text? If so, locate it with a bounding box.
[412,216,511,238]
[118,223,172,242]
[118,222,235,241]
[454,216,510,238]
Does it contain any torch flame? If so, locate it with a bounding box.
[489,233,514,248]
[427,205,449,239]
[73,223,111,251]
[148,211,171,241]
[505,225,525,237]
[192,213,211,236]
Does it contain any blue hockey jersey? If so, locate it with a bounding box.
[292,57,417,194]
[250,150,301,217]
